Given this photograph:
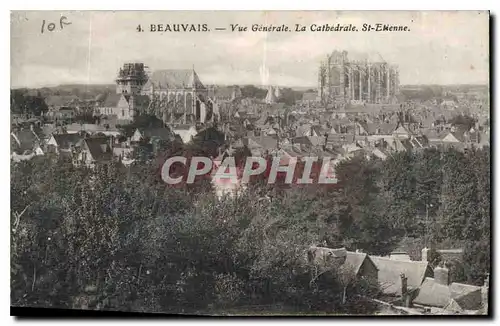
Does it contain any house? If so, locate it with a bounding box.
[131,127,174,143]
[292,135,324,148]
[392,125,411,138]
[46,133,84,155]
[370,256,433,296]
[307,246,347,266]
[237,135,279,156]
[389,252,412,261]
[113,146,134,161]
[413,265,483,313]
[65,123,122,137]
[442,131,465,143]
[74,137,114,167]
[388,137,413,152]
[95,93,150,123]
[11,127,42,155]
[11,127,44,162]
[409,135,429,149]
[342,251,379,281]
[356,122,397,136]
[325,134,356,150]
[172,125,198,144]
[436,249,464,263]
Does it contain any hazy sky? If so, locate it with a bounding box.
[11,11,489,88]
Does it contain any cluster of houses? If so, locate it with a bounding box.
[223,95,489,164]
[10,116,198,167]
[11,83,490,200]
[11,81,490,315]
[307,246,489,315]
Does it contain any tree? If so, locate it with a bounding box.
[450,114,476,130]
[11,90,48,116]
[436,149,478,241]
[336,155,400,254]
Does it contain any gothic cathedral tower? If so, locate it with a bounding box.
[116,63,149,95]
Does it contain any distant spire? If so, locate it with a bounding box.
[265,85,278,104]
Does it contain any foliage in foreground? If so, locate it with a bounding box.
[10,145,490,313]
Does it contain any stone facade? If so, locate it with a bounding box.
[115,63,212,124]
[318,50,400,105]
[141,69,211,124]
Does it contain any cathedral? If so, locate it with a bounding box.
[318,50,400,105]
[115,63,215,124]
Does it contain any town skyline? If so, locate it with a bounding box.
[11,11,489,88]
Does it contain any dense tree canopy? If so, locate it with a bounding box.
[11,90,48,116]
[11,143,490,313]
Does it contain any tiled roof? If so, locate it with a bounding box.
[66,123,119,134]
[245,135,278,151]
[422,128,448,140]
[449,132,466,142]
[52,133,84,149]
[371,256,432,295]
[11,130,40,153]
[296,124,313,137]
[292,136,324,147]
[144,69,205,89]
[344,251,374,275]
[326,134,355,144]
[311,125,327,136]
[83,137,113,162]
[414,277,482,310]
[101,94,123,107]
[41,125,57,139]
[143,128,173,140]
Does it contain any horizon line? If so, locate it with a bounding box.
[11,82,490,91]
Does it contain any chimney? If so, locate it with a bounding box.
[421,247,429,262]
[434,265,451,286]
[482,274,490,308]
[400,273,410,307]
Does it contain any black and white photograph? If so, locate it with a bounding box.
[9,10,491,317]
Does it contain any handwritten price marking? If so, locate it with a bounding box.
[41,16,72,33]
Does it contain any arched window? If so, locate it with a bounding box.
[177,93,184,109]
[185,93,193,113]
